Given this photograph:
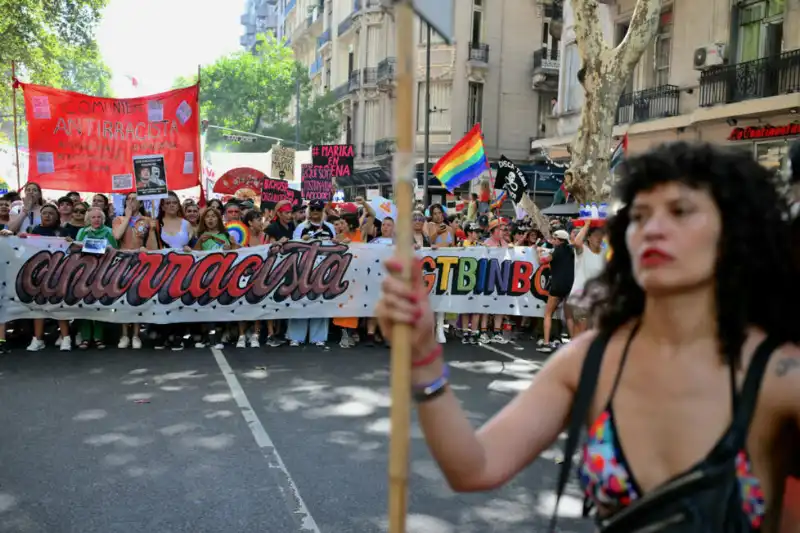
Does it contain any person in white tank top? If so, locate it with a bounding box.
[567,223,607,336]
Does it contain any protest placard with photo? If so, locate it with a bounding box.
[133,155,168,200]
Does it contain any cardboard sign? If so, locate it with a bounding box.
[301,164,333,201]
[310,144,354,179]
[261,177,290,208]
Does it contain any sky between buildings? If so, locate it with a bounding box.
[96,0,245,97]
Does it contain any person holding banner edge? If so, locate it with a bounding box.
[375,141,800,530]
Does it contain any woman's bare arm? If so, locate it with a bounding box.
[414,332,592,492]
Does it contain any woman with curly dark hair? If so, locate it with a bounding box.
[375,141,800,531]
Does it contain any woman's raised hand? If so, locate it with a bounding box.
[375,258,437,361]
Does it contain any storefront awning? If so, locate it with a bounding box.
[336,167,390,187]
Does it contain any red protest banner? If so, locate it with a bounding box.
[19,82,200,192]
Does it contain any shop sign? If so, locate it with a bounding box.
[729,123,800,141]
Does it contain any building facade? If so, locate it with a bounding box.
[285,0,566,203]
[240,0,281,51]
[531,0,800,174]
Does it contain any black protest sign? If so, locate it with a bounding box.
[261,177,290,208]
[494,155,529,204]
[301,164,333,201]
[311,144,354,179]
[287,188,302,207]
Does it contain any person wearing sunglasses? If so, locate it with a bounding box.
[61,201,88,240]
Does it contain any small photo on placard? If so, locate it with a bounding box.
[82,238,108,254]
[183,152,194,174]
[176,101,192,125]
[31,96,51,120]
[147,100,164,122]
[133,154,168,200]
[36,152,55,174]
[111,174,133,191]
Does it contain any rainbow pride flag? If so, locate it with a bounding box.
[432,123,487,191]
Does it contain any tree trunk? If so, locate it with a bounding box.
[565,0,663,202]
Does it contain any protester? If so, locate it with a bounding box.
[375,140,800,530]
[538,228,573,353]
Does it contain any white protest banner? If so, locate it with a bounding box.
[0,238,554,323]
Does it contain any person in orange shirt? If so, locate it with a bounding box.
[332,214,362,348]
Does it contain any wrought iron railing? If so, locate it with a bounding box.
[615,85,680,124]
[333,83,349,101]
[377,57,396,83]
[349,70,361,91]
[544,0,563,19]
[360,143,376,159]
[375,138,395,156]
[699,49,800,106]
[533,47,560,71]
[469,43,490,63]
[362,67,377,86]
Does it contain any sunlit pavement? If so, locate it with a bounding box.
[0,340,592,533]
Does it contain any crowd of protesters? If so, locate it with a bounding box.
[0,180,604,355]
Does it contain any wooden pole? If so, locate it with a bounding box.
[11,61,21,190]
[388,2,415,532]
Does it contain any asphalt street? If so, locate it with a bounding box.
[0,338,593,533]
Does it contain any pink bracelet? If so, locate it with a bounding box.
[412,344,443,368]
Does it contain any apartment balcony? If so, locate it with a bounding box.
[532,47,559,91]
[377,57,396,87]
[307,5,323,33]
[333,82,350,102]
[353,0,382,13]
[309,56,323,78]
[317,29,331,50]
[284,0,296,16]
[699,49,800,107]
[615,85,680,125]
[349,70,361,92]
[360,143,376,160]
[468,43,490,64]
[362,67,377,87]
[240,34,255,47]
[291,16,309,43]
[375,138,396,158]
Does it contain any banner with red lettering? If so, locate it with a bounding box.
[19,83,200,192]
[0,237,551,323]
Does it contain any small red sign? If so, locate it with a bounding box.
[728,123,800,141]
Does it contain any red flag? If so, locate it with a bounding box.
[18,82,200,192]
[126,75,139,88]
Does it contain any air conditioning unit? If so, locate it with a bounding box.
[693,44,727,70]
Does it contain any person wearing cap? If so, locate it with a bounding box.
[288,199,337,349]
[292,203,306,225]
[538,228,574,353]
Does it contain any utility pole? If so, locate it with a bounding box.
[422,23,432,207]
[295,72,301,146]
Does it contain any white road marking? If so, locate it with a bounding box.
[477,342,541,365]
[211,348,321,533]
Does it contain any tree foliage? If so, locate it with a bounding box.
[176,34,341,153]
[0,0,112,144]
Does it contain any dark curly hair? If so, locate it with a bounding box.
[586,141,799,367]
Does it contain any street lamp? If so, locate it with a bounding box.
[203,123,311,149]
